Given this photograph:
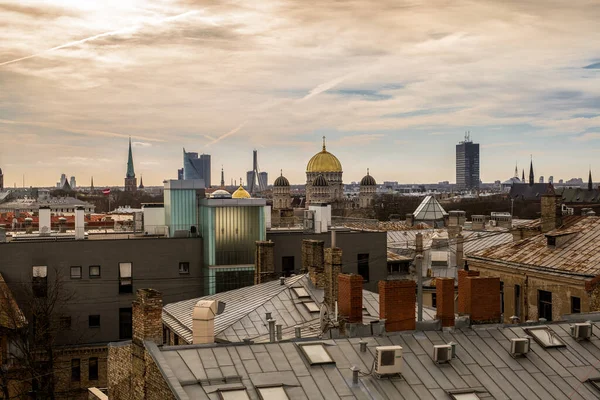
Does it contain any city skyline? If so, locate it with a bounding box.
[1,1,600,186]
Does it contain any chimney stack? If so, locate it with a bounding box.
[193,300,221,344]
[406,213,414,227]
[465,276,501,324]
[415,233,423,254]
[458,269,479,314]
[379,280,416,332]
[324,247,342,310]
[302,239,325,288]
[254,241,275,285]
[455,233,464,270]
[38,206,51,236]
[541,194,562,233]
[436,277,455,327]
[74,206,85,240]
[338,274,363,323]
[132,289,163,346]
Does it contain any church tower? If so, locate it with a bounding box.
[124,137,137,192]
[273,170,292,210]
[359,169,376,208]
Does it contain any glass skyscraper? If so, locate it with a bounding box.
[456,136,480,190]
[183,149,211,187]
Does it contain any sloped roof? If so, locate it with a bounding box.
[509,183,553,201]
[162,274,435,344]
[147,320,600,400]
[469,216,600,278]
[413,195,448,221]
[556,187,600,203]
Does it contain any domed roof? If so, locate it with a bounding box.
[360,169,376,186]
[232,185,251,199]
[274,170,290,187]
[306,137,342,173]
[211,189,231,199]
[313,174,329,187]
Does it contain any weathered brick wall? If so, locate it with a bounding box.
[436,277,454,327]
[132,289,163,346]
[467,277,501,324]
[254,241,275,284]
[144,349,176,400]
[379,280,415,331]
[108,343,132,400]
[302,240,325,288]
[338,274,363,323]
[541,194,562,233]
[324,248,342,310]
[457,270,479,314]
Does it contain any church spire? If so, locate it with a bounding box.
[589,168,593,191]
[126,137,135,178]
[322,136,326,151]
[220,166,225,188]
[91,176,94,190]
[514,162,518,179]
[529,156,534,186]
[139,175,144,189]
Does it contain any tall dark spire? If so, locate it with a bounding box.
[220,166,225,188]
[514,163,518,179]
[91,176,94,190]
[126,137,135,178]
[139,175,144,189]
[589,168,593,191]
[522,169,525,182]
[528,156,534,186]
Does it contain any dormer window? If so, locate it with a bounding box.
[547,236,556,247]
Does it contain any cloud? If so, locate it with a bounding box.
[58,156,113,165]
[140,161,160,166]
[132,141,152,147]
[482,141,524,148]
[584,62,600,69]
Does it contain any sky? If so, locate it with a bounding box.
[1,0,600,187]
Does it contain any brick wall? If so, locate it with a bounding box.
[144,349,176,400]
[436,277,454,327]
[53,346,108,400]
[379,280,416,332]
[458,270,480,314]
[541,194,562,233]
[324,248,342,310]
[254,241,275,284]
[132,289,163,346]
[302,240,325,288]
[466,276,501,324]
[338,274,363,323]
[108,343,132,400]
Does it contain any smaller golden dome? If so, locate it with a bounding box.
[306,137,342,173]
[232,184,251,199]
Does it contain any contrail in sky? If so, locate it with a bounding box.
[0,10,199,67]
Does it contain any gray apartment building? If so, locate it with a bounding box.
[456,133,480,190]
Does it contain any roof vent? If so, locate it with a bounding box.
[571,322,593,341]
[374,346,403,376]
[433,344,452,364]
[510,337,530,358]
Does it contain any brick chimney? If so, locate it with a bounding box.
[338,274,363,323]
[415,233,423,254]
[324,247,342,310]
[435,277,454,327]
[132,288,163,345]
[466,276,501,324]
[254,241,275,285]
[455,233,464,269]
[541,194,562,233]
[457,269,479,314]
[302,239,325,288]
[379,280,416,332]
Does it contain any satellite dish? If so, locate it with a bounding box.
[319,303,330,333]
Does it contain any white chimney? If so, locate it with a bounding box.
[193,300,226,344]
[38,207,51,236]
[75,207,85,240]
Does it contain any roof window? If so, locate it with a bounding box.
[303,302,320,313]
[298,342,335,365]
[218,387,250,400]
[450,393,481,400]
[257,385,289,400]
[525,326,566,348]
[292,287,310,298]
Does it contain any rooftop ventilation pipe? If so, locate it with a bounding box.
[268,319,276,343]
[192,300,226,344]
[75,207,85,240]
[38,206,51,236]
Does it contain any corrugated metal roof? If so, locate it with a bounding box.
[149,320,600,400]
[469,216,600,277]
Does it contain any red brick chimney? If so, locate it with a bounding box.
[466,277,501,324]
[435,277,455,327]
[379,280,416,332]
[457,269,479,314]
[324,247,342,311]
[338,274,363,323]
[132,288,163,345]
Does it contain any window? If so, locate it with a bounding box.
[218,388,250,400]
[298,343,335,365]
[119,308,132,340]
[119,262,133,294]
[292,287,310,298]
[89,357,98,381]
[431,293,437,308]
[89,315,100,328]
[174,335,179,345]
[303,302,320,313]
[257,386,289,400]
[163,327,168,345]
[89,265,101,278]
[32,266,48,298]
[282,256,295,277]
[538,290,553,321]
[357,254,369,282]
[571,296,581,314]
[514,285,521,318]
[215,270,254,294]
[179,262,190,274]
[450,393,481,400]
[70,266,82,279]
[71,359,81,382]
[525,326,566,348]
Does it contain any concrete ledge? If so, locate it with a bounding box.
[88,388,108,400]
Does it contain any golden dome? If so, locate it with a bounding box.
[306,137,342,173]
[232,184,251,199]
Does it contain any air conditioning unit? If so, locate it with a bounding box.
[433,344,452,364]
[510,338,530,357]
[572,322,593,341]
[374,346,403,376]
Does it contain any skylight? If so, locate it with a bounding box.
[525,326,566,348]
[588,378,600,393]
[257,386,289,400]
[450,393,480,400]
[292,287,310,298]
[303,302,320,313]
[298,343,335,365]
[218,388,250,400]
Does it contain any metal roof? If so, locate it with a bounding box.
[163,274,436,344]
[413,196,448,221]
[469,216,600,277]
[147,320,600,400]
